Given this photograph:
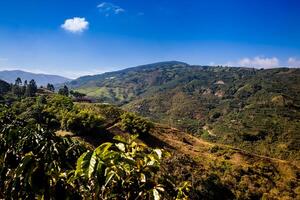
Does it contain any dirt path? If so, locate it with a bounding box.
[151,124,300,169]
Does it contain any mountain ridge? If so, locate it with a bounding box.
[0,70,71,86]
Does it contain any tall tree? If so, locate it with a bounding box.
[58,85,69,96]
[25,79,37,97]
[22,80,28,95]
[15,77,22,86]
[12,77,23,97]
[46,83,55,92]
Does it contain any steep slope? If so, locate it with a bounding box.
[67,61,188,103]
[71,107,300,200]
[55,102,300,199]
[69,62,300,161]
[0,70,71,86]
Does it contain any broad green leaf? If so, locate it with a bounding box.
[95,143,112,156]
[88,152,97,178]
[104,171,115,187]
[15,152,34,177]
[76,151,92,177]
[113,135,128,143]
[75,152,88,175]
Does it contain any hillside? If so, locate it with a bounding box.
[0,88,299,199]
[68,62,300,161]
[0,70,71,86]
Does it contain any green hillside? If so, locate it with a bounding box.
[67,62,300,161]
[0,86,299,199]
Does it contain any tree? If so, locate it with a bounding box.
[70,90,86,98]
[58,85,69,96]
[15,77,22,86]
[25,79,37,97]
[0,79,10,95]
[46,83,55,92]
[12,77,23,97]
[22,80,28,95]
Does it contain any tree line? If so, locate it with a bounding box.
[2,77,86,99]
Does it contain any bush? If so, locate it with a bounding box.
[69,135,190,199]
[120,112,154,136]
[0,116,86,199]
[62,109,105,135]
[46,94,74,112]
[0,112,189,199]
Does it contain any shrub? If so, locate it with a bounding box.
[0,117,86,199]
[62,109,105,135]
[47,94,74,112]
[68,135,190,199]
[120,112,154,136]
[0,113,189,199]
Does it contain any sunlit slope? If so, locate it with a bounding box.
[68,62,300,161]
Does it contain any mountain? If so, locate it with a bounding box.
[68,61,300,161]
[0,70,71,86]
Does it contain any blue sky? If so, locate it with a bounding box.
[0,0,300,78]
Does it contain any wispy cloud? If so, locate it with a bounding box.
[238,56,279,68]
[223,56,280,68]
[287,57,300,67]
[61,17,89,33]
[97,2,125,16]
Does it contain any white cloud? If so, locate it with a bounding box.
[237,56,279,68]
[287,57,300,67]
[97,2,125,16]
[61,17,89,33]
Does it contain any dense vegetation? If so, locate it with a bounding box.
[67,62,300,161]
[1,77,300,199]
[0,81,191,199]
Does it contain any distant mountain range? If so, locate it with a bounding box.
[67,61,300,161]
[0,70,71,86]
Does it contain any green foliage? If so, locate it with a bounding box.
[0,113,86,199]
[0,79,10,95]
[61,109,105,135]
[68,135,189,199]
[24,79,37,97]
[120,112,154,136]
[4,77,38,98]
[58,85,69,96]
[46,94,74,113]
[0,104,189,199]
[70,90,86,98]
[46,83,55,92]
[64,62,300,160]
